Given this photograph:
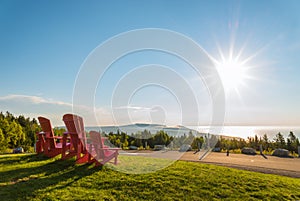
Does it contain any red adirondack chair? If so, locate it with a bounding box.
[89,131,120,166]
[62,114,89,163]
[37,116,70,157]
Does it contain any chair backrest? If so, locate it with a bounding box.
[62,114,87,149]
[38,116,56,148]
[89,131,106,158]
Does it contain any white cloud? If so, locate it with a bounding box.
[0,94,72,107]
[114,105,153,111]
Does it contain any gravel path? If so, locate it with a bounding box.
[179,152,300,178]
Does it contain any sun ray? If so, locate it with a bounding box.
[215,41,226,63]
[240,42,271,66]
[229,34,236,62]
[234,40,248,62]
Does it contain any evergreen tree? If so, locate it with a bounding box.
[274,132,285,149]
[191,136,204,149]
[287,131,298,153]
[0,118,10,149]
[0,128,5,151]
[262,134,269,150]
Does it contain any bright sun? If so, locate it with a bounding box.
[208,41,259,96]
[215,59,248,92]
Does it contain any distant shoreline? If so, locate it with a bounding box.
[56,124,300,139]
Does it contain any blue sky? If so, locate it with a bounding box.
[1,0,300,127]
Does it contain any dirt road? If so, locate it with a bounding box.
[180,152,300,178]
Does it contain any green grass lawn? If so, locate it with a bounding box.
[0,154,299,201]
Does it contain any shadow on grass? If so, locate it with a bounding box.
[0,154,102,201]
[0,154,50,166]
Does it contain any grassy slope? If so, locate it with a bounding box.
[0,154,299,201]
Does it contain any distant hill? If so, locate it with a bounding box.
[80,123,203,137]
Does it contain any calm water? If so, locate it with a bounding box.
[85,124,300,139]
[189,126,300,139]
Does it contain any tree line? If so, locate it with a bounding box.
[106,129,209,150]
[0,111,40,152]
[215,132,300,154]
[105,129,299,154]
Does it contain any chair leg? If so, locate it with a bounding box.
[114,154,118,165]
[44,141,49,156]
[62,135,67,160]
[36,141,42,154]
[76,153,89,164]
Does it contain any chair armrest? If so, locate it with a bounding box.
[45,136,56,139]
[101,148,121,150]
[45,136,66,142]
[64,131,79,134]
[45,136,64,139]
